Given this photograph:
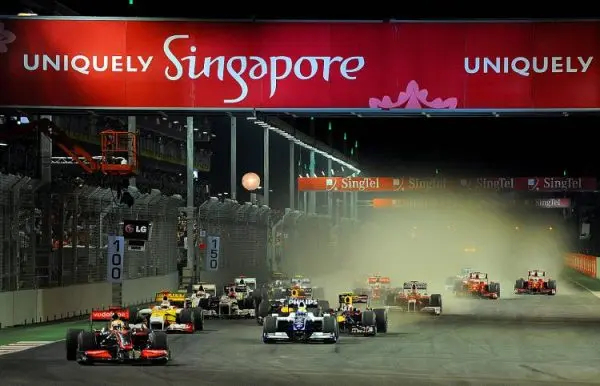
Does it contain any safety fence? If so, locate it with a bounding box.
[276,212,358,277]
[0,173,182,292]
[196,198,358,286]
[197,198,275,285]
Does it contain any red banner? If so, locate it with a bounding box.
[1,19,599,110]
[534,198,571,208]
[298,177,451,192]
[298,177,596,192]
[565,253,597,278]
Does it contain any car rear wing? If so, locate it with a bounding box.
[528,270,546,277]
[155,291,186,303]
[235,277,257,286]
[468,273,488,280]
[291,277,311,285]
[90,307,130,321]
[289,287,312,298]
[338,294,369,305]
[368,276,391,284]
[403,282,427,290]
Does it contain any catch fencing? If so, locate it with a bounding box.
[0,173,182,292]
[197,198,274,285]
[275,212,358,277]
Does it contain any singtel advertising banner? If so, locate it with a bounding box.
[534,198,571,209]
[0,19,600,110]
[298,177,597,192]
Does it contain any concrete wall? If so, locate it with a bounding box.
[121,271,178,306]
[0,272,178,328]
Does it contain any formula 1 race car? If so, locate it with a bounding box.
[290,274,325,299]
[514,270,557,295]
[262,303,339,343]
[386,281,442,315]
[138,291,204,332]
[357,274,395,306]
[218,285,256,318]
[256,289,330,325]
[186,283,220,318]
[445,268,474,291]
[335,293,387,336]
[454,272,500,299]
[66,307,170,365]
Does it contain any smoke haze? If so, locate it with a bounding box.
[281,193,570,311]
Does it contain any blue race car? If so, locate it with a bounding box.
[262,302,338,344]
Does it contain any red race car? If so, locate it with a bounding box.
[366,275,391,302]
[514,270,557,295]
[386,281,442,315]
[66,307,170,365]
[454,272,500,299]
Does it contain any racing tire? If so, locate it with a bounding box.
[149,331,170,365]
[489,282,501,298]
[429,294,442,313]
[149,331,169,349]
[547,280,557,295]
[199,298,210,309]
[373,308,388,333]
[258,300,272,318]
[76,331,97,365]
[322,315,338,343]
[361,310,376,336]
[66,329,84,361]
[192,307,204,331]
[178,308,194,325]
[262,316,277,344]
[515,279,525,291]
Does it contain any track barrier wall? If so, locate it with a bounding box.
[0,273,176,328]
[565,253,599,279]
[0,173,183,328]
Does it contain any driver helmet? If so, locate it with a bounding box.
[297,301,307,313]
[160,296,170,309]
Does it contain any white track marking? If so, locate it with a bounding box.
[0,341,56,356]
[566,278,600,299]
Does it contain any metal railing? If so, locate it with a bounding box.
[0,173,182,291]
[197,198,275,285]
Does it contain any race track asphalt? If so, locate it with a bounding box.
[2,283,600,386]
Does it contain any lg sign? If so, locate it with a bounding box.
[125,224,147,233]
[123,220,151,240]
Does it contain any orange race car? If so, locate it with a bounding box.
[386,281,442,315]
[514,270,557,295]
[454,272,500,299]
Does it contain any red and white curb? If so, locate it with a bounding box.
[0,341,56,356]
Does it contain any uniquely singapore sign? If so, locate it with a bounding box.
[0,18,598,110]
